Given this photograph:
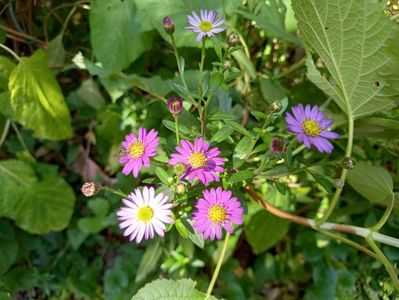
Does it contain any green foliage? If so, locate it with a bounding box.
[6,50,73,140]
[293,0,399,118]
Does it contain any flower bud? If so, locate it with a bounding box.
[173,163,186,176]
[335,179,344,188]
[270,137,286,153]
[163,16,175,34]
[222,60,232,70]
[81,182,99,197]
[227,32,240,47]
[167,96,183,116]
[175,183,186,195]
[270,101,282,113]
[343,157,357,170]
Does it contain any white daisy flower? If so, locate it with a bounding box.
[117,186,174,243]
[186,9,227,42]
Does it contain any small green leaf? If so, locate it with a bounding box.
[175,219,190,239]
[226,120,252,138]
[308,170,334,193]
[209,72,224,91]
[47,35,65,66]
[131,278,217,300]
[155,167,170,186]
[347,162,393,204]
[245,210,290,254]
[135,239,162,283]
[211,126,234,143]
[228,170,254,184]
[76,78,106,110]
[234,136,253,159]
[8,49,73,140]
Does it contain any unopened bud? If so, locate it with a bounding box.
[173,163,186,176]
[175,183,186,195]
[81,182,99,197]
[270,101,282,113]
[163,16,175,34]
[343,157,357,170]
[167,96,183,117]
[270,137,286,153]
[222,60,232,70]
[227,32,240,47]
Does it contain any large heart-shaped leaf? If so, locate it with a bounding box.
[292,0,399,119]
[8,49,73,140]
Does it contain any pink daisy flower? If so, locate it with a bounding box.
[117,186,174,243]
[119,128,159,177]
[186,9,227,42]
[168,137,224,185]
[285,104,340,153]
[192,187,243,240]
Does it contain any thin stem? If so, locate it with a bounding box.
[291,144,306,156]
[317,117,354,225]
[174,117,180,143]
[244,185,399,248]
[60,5,77,37]
[205,232,230,300]
[198,39,206,99]
[318,229,378,260]
[371,193,395,231]
[170,34,189,92]
[11,122,30,153]
[0,43,21,62]
[0,119,11,148]
[101,186,128,198]
[274,57,306,80]
[244,116,271,159]
[366,236,399,291]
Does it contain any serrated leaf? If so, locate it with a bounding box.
[292,0,399,119]
[245,210,290,254]
[346,162,393,204]
[8,49,73,140]
[90,0,154,71]
[131,278,217,300]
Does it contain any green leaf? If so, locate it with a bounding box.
[211,126,234,143]
[236,0,300,44]
[155,167,170,186]
[88,198,109,217]
[234,136,253,159]
[346,162,393,204]
[209,72,224,91]
[245,210,290,254]
[8,49,73,140]
[0,221,18,275]
[47,35,65,66]
[76,78,106,110]
[135,239,162,283]
[355,117,399,139]
[259,78,287,103]
[225,120,252,138]
[292,0,399,119]
[308,170,334,193]
[90,0,154,71]
[175,219,190,239]
[228,170,254,184]
[0,56,16,91]
[131,278,217,300]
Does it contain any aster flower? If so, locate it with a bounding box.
[119,128,159,177]
[285,104,339,153]
[117,186,174,243]
[186,9,226,42]
[169,137,224,185]
[192,187,243,240]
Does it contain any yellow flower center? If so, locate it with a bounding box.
[129,141,145,159]
[188,151,207,169]
[198,21,213,32]
[208,205,227,224]
[302,119,320,137]
[137,205,154,222]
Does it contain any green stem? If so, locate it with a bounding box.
[366,235,399,291]
[11,122,30,153]
[244,116,271,160]
[274,57,306,80]
[371,193,395,231]
[60,5,77,36]
[317,117,354,225]
[174,116,180,143]
[198,39,206,99]
[205,232,230,300]
[0,43,21,62]
[101,186,128,198]
[0,118,10,148]
[170,34,189,92]
[291,144,306,156]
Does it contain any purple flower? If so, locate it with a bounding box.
[167,96,183,116]
[192,187,243,240]
[163,16,175,34]
[117,186,174,243]
[119,128,159,177]
[168,137,224,185]
[285,104,339,153]
[186,9,226,42]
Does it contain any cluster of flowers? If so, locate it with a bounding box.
[81,9,339,245]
